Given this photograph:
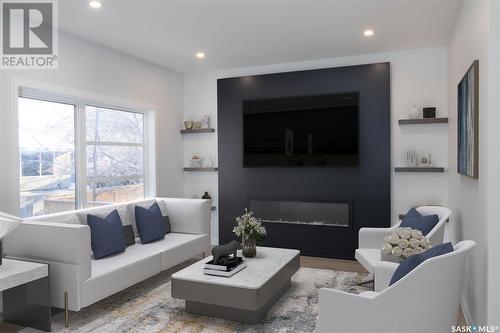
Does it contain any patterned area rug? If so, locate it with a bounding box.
[49,262,371,333]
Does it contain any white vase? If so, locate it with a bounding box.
[409,105,420,119]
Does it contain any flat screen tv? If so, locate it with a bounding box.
[243,92,359,167]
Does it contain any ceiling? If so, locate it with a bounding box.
[59,0,462,74]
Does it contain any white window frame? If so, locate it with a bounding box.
[11,80,158,214]
[84,104,147,207]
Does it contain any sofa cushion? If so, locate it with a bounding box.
[123,225,136,247]
[390,242,454,286]
[400,214,440,235]
[127,199,167,235]
[139,233,208,269]
[87,210,126,259]
[27,211,81,224]
[135,202,166,244]
[81,232,209,307]
[78,204,131,226]
[164,216,171,234]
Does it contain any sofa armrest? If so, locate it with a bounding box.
[317,288,390,333]
[157,198,211,235]
[4,221,91,280]
[374,261,399,292]
[358,227,392,249]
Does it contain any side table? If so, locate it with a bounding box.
[0,258,51,331]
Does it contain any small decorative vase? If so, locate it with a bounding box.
[242,236,256,258]
[409,105,420,119]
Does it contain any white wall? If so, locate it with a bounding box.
[447,0,492,325]
[488,1,500,325]
[0,32,185,214]
[183,46,449,245]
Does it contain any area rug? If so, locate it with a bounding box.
[49,263,371,333]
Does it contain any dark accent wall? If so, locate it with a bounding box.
[217,63,391,259]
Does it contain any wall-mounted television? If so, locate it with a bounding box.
[243,92,359,167]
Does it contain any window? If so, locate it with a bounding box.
[18,92,152,218]
[18,98,76,218]
[86,106,145,205]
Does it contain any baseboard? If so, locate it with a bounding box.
[461,294,473,325]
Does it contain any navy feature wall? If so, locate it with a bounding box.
[217,63,391,259]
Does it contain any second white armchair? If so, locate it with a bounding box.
[355,206,451,275]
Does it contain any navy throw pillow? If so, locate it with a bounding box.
[135,202,166,244]
[390,242,454,286]
[87,210,126,260]
[402,207,421,221]
[400,214,440,235]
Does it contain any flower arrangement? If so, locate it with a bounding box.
[382,227,431,262]
[233,209,266,257]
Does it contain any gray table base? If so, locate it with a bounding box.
[3,275,51,332]
[172,253,300,324]
[185,279,291,324]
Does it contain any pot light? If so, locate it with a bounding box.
[196,52,205,59]
[89,1,102,9]
[364,29,374,37]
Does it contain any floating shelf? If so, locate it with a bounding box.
[398,118,448,125]
[180,128,215,134]
[394,167,445,173]
[183,167,218,172]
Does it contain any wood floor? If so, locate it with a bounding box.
[300,255,467,326]
[300,255,368,273]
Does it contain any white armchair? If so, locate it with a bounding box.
[355,206,451,275]
[317,240,475,333]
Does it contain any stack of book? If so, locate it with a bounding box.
[203,257,247,277]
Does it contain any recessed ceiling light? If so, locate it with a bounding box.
[364,29,374,37]
[196,52,205,59]
[89,1,102,9]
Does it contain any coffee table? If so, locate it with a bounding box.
[171,247,300,323]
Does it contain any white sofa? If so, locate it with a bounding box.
[4,198,211,312]
[317,240,475,333]
[355,206,452,275]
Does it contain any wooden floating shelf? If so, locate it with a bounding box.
[183,167,218,172]
[394,167,445,173]
[180,128,215,134]
[398,118,448,125]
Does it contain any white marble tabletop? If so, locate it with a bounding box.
[172,247,300,290]
[0,259,48,292]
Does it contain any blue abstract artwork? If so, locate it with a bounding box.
[457,60,479,178]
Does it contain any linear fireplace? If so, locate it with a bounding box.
[249,199,350,227]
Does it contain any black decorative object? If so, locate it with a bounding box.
[422,107,436,118]
[211,240,239,264]
[202,192,211,200]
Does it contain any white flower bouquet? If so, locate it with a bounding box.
[233,209,266,257]
[381,227,431,262]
